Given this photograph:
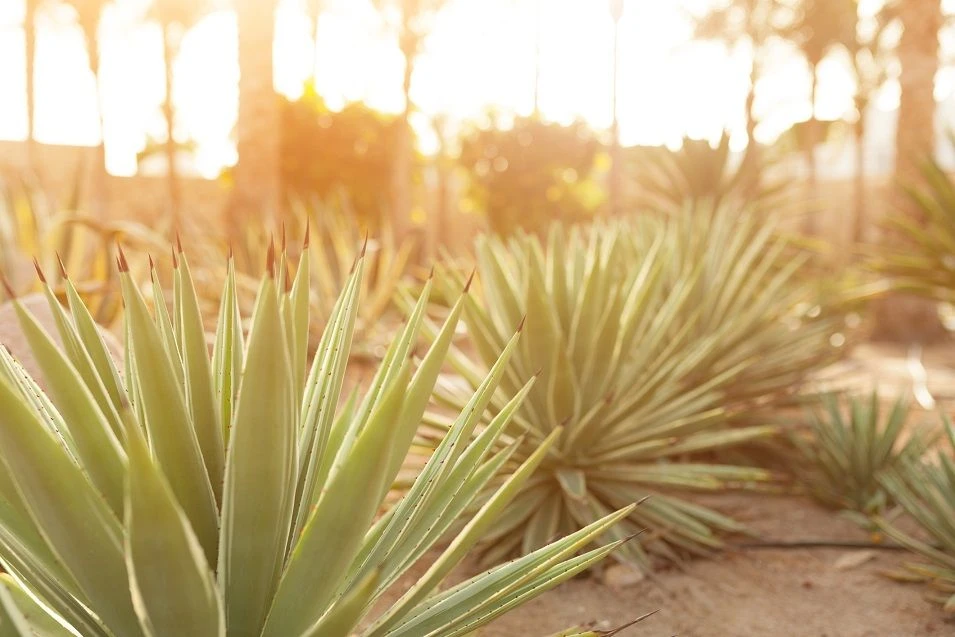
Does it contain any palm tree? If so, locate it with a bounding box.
[846,1,897,243]
[61,0,111,207]
[373,0,447,235]
[694,0,791,195]
[895,0,942,190]
[23,0,40,169]
[872,0,945,342]
[150,0,208,226]
[230,0,281,229]
[784,0,856,233]
[608,0,623,216]
[304,0,324,82]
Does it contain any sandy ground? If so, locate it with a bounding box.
[477,493,953,637]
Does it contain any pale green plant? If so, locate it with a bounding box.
[878,419,955,611]
[0,236,636,636]
[790,392,933,515]
[418,207,847,567]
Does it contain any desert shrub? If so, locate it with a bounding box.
[458,116,604,235]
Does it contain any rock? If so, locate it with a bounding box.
[0,293,124,390]
[601,562,645,589]
[833,550,876,571]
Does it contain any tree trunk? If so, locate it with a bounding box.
[851,97,866,245]
[230,0,281,238]
[392,24,416,242]
[24,0,37,172]
[608,14,621,217]
[88,41,109,216]
[740,51,761,199]
[310,11,320,83]
[872,0,945,344]
[162,25,182,228]
[802,64,819,236]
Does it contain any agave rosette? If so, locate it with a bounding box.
[790,392,933,516]
[420,207,845,567]
[877,419,955,611]
[0,234,634,636]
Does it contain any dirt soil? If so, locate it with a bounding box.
[466,493,950,636]
[474,344,955,636]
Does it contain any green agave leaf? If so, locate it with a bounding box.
[175,252,225,506]
[120,266,219,568]
[218,273,296,637]
[0,577,34,637]
[0,375,141,636]
[123,405,224,637]
[0,575,74,637]
[262,361,411,637]
[10,300,126,517]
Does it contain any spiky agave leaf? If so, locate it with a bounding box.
[877,419,955,611]
[423,205,846,567]
[0,242,635,636]
[789,391,934,516]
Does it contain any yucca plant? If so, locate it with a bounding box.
[419,206,846,567]
[789,392,933,516]
[0,236,637,636]
[878,420,955,611]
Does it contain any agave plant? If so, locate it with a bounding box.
[420,207,847,567]
[878,420,955,611]
[184,198,413,358]
[0,172,167,327]
[789,392,933,516]
[627,131,793,213]
[871,150,955,304]
[0,236,636,636]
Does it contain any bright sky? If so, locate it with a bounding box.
[0,0,951,177]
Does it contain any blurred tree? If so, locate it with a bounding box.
[23,0,39,169]
[60,0,111,207]
[303,0,325,82]
[149,0,209,226]
[458,116,603,235]
[230,0,281,232]
[895,0,942,189]
[279,86,401,228]
[693,0,793,196]
[783,0,856,233]
[845,1,898,243]
[872,0,945,343]
[372,0,448,233]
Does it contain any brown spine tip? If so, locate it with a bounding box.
[175,231,183,254]
[360,231,368,257]
[428,264,435,280]
[116,243,129,273]
[534,367,543,377]
[464,268,476,293]
[266,237,276,278]
[517,314,526,332]
[349,254,359,275]
[281,222,287,253]
[227,241,234,261]
[55,252,68,279]
[284,265,292,292]
[32,258,46,284]
[170,242,179,268]
[147,254,155,271]
[0,272,16,298]
[303,219,310,248]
